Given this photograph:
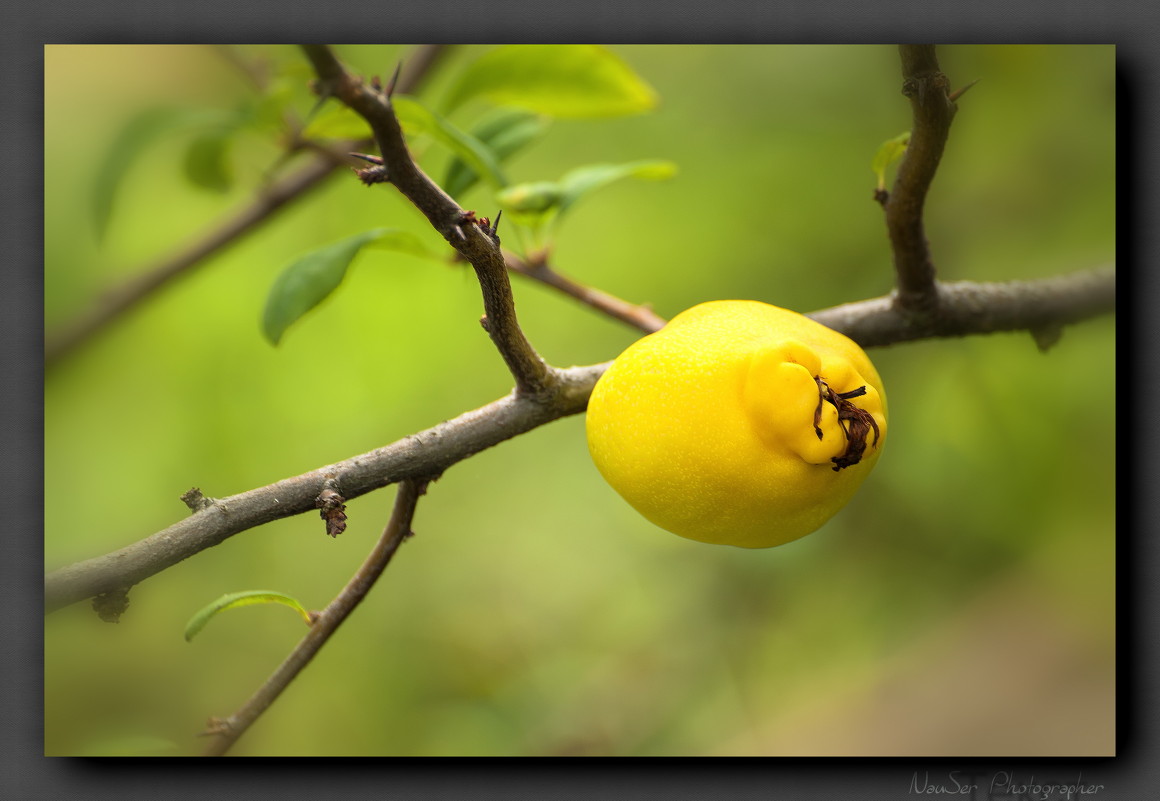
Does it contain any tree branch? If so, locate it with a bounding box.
[46,157,342,366]
[807,266,1115,349]
[200,479,426,756]
[44,45,447,369]
[44,362,603,614]
[300,45,553,398]
[505,251,667,334]
[884,45,957,316]
[44,265,1113,615]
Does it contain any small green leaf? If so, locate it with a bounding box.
[556,160,678,215]
[442,45,659,119]
[262,229,386,346]
[443,109,550,199]
[182,128,235,192]
[300,102,373,140]
[91,107,221,241]
[184,590,313,642]
[872,131,911,191]
[393,96,508,190]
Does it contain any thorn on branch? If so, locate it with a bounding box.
[349,152,390,186]
[948,79,980,104]
[385,61,403,98]
[457,209,502,246]
[349,152,384,166]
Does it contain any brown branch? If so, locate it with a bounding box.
[44,264,1114,615]
[505,251,667,334]
[200,479,425,756]
[884,45,957,316]
[300,45,553,398]
[44,45,448,369]
[44,362,604,613]
[808,265,1115,349]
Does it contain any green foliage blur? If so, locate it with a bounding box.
[44,45,1115,756]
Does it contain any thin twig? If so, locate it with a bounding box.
[505,251,667,334]
[44,45,448,369]
[201,479,426,756]
[300,45,553,398]
[884,45,957,316]
[46,157,343,365]
[44,265,1114,615]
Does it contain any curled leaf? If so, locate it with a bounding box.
[871,131,911,191]
[556,160,677,215]
[496,181,563,215]
[184,590,313,642]
[495,160,677,229]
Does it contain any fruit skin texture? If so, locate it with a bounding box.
[586,300,887,549]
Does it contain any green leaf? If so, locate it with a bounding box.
[494,181,565,227]
[91,107,221,241]
[495,181,563,214]
[443,109,550,199]
[556,160,678,215]
[184,590,313,642]
[182,128,235,192]
[300,102,373,140]
[871,131,911,191]
[393,96,508,189]
[442,45,659,119]
[495,161,677,231]
[262,228,387,346]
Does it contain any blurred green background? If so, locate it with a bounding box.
[44,45,1115,756]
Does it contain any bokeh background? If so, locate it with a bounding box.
[44,45,1115,756]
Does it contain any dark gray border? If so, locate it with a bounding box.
[13,0,1156,798]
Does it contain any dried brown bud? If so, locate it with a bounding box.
[315,488,348,537]
[813,376,881,472]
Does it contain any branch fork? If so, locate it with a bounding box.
[884,46,959,317]
[300,45,553,399]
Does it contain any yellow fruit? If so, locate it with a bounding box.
[586,300,887,548]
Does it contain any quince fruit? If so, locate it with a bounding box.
[586,300,887,548]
